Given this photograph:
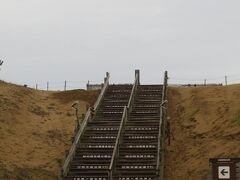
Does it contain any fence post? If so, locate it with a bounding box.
[36,84,38,90]
[86,80,90,90]
[204,79,206,86]
[225,76,228,86]
[0,60,3,70]
[47,82,49,91]
[64,80,67,91]
[104,72,110,84]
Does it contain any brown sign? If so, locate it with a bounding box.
[209,158,240,180]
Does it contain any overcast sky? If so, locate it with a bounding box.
[1,0,240,89]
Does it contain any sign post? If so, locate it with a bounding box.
[209,158,240,180]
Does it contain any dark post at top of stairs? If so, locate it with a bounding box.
[135,70,140,85]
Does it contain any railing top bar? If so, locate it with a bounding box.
[127,73,139,108]
[109,106,127,170]
[93,74,110,110]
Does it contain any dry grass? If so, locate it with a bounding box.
[1,80,240,180]
[52,89,100,105]
[0,81,99,179]
[165,85,240,180]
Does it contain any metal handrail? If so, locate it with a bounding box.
[94,72,110,111]
[156,71,168,179]
[108,72,139,179]
[108,106,128,179]
[60,73,110,178]
[127,73,139,111]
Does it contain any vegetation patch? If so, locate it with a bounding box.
[0,80,5,83]
[14,167,56,180]
[28,105,49,117]
[0,97,19,110]
[0,163,11,179]
[47,129,63,141]
[232,110,240,125]
[0,163,56,180]
[183,108,199,120]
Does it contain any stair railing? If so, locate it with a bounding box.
[156,71,168,180]
[108,71,140,179]
[60,72,110,179]
[127,71,140,112]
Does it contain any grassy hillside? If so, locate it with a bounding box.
[0,81,99,179]
[165,85,240,180]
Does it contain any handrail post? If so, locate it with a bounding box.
[157,71,168,180]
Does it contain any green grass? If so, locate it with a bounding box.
[190,109,199,117]
[232,111,240,125]
[0,163,11,179]
[184,108,199,120]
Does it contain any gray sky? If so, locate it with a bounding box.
[1,0,240,89]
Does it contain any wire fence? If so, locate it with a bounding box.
[6,79,104,91]
[3,73,240,91]
[168,73,240,86]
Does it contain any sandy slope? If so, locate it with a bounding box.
[1,81,240,180]
[0,81,99,179]
[165,85,240,180]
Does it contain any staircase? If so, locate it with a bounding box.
[113,85,163,180]
[60,71,168,180]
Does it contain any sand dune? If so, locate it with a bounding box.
[165,85,240,180]
[1,81,240,179]
[0,81,99,179]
